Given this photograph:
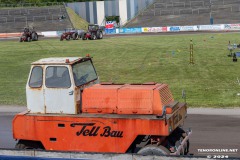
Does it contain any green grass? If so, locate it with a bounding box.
[0,32,240,107]
[66,7,89,30]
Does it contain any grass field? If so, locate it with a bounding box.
[0,32,240,107]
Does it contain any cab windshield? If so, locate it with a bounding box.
[72,59,98,86]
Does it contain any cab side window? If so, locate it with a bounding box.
[45,66,71,88]
[29,66,43,88]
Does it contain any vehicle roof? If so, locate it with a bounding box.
[32,57,83,65]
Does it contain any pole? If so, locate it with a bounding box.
[190,39,194,64]
[210,0,213,24]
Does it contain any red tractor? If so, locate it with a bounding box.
[60,28,78,41]
[81,24,103,40]
[19,27,38,42]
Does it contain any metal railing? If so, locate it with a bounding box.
[150,1,240,16]
[0,2,63,8]
[0,15,67,23]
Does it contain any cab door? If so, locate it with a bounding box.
[26,65,45,113]
[44,65,76,114]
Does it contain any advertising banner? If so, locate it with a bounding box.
[179,26,198,31]
[105,28,116,34]
[105,21,115,29]
[168,26,181,32]
[224,24,240,30]
[142,27,167,33]
[197,24,224,31]
[43,31,58,37]
[119,28,142,34]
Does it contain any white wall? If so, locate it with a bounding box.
[119,0,128,25]
[97,1,105,25]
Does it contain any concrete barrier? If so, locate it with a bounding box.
[1,23,240,39]
[0,33,21,38]
[0,149,208,160]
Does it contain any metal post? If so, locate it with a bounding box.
[190,39,194,64]
[209,0,213,24]
[154,4,155,16]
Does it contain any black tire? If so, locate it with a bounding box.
[91,33,96,40]
[78,33,81,39]
[99,32,103,39]
[137,144,170,156]
[81,33,87,40]
[34,33,38,41]
[184,140,190,155]
[19,37,23,42]
[72,33,78,40]
[66,35,70,40]
[27,37,31,42]
[97,31,103,39]
[31,33,36,41]
[15,140,44,150]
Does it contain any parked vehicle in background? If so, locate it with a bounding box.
[81,24,103,40]
[19,27,38,42]
[60,28,78,41]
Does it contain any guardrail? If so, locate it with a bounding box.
[1,23,240,38]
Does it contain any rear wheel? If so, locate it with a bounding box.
[72,33,78,40]
[27,37,31,42]
[99,32,103,39]
[91,33,96,40]
[137,144,170,156]
[97,31,103,39]
[31,33,38,41]
[81,33,87,40]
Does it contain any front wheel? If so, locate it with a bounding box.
[15,140,44,150]
[19,37,23,42]
[137,144,170,156]
[66,35,70,40]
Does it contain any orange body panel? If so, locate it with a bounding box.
[13,103,186,153]
[13,114,168,153]
[118,85,159,114]
[82,83,174,115]
[82,85,123,114]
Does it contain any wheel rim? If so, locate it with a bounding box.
[137,145,170,156]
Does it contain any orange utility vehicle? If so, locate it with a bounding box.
[13,56,191,156]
